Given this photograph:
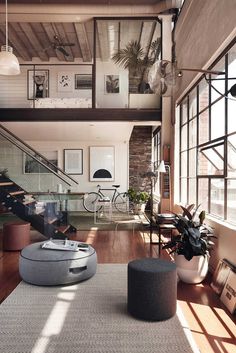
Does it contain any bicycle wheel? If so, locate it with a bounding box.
[114,192,130,213]
[83,192,102,213]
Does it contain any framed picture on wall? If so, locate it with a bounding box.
[75,74,92,90]
[90,146,114,181]
[64,149,83,175]
[27,70,49,100]
[58,72,73,92]
[105,75,119,93]
[24,151,58,174]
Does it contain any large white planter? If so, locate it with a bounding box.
[174,254,209,284]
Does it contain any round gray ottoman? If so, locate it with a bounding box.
[19,241,97,286]
[128,258,177,321]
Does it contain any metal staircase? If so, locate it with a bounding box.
[0,124,79,239]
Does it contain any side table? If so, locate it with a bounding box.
[94,198,112,224]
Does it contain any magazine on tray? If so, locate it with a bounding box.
[41,239,89,252]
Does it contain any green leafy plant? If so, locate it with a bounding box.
[162,205,216,261]
[112,39,161,93]
[127,187,149,205]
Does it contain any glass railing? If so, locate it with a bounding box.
[0,124,78,193]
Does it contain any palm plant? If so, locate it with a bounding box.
[112,38,161,93]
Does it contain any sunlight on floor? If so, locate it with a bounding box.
[31,287,78,353]
[85,230,97,244]
[179,300,236,353]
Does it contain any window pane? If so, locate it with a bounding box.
[180,151,187,177]
[228,44,236,133]
[227,179,236,224]
[181,124,188,151]
[188,178,196,205]
[199,109,209,144]
[211,99,225,139]
[210,179,224,218]
[199,79,209,113]
[228,98,236,133]
[180,178,187,205]
[189,88,197,119]
[189,118,197,148]
[198,178,209,212]
[198,143,224,176]
[227,134,236,177]
[210,57,225,102]
[189,148,196,177]
[181,98,188,125]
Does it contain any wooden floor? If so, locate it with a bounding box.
[0,228,235,353]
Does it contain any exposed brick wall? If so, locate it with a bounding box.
[129,126,152,191]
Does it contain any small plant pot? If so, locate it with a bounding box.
[174,254,209,284]
[134,203,146,215]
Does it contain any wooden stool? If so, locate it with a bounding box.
[3,221,31,251]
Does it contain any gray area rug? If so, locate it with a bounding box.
[0,264,199,353]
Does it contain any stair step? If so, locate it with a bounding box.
[58,225,71,233]
[47,217,58,224]
[9,191,25,196]
[23,200,37,205]
[0,182,14,186]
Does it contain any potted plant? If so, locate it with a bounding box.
[112,39,161,93]
[127,188,149,214]
[162,205,216,284]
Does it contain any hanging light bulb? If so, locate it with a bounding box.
[0,0,20,75]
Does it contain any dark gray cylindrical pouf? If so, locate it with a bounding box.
[128,258,177,321]
[19,241,97,286]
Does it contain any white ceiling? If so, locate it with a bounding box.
[2,121,160,142]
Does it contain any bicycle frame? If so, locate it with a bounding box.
[97,186,118,202]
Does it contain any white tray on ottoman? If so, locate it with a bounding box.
[19,241,97,286]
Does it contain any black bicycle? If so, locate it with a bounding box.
[83,184,129,213]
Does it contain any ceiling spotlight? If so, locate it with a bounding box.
[177,70,183,77]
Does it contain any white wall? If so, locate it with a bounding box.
[174,0,236,101]
[26,139,129,211]
[0,64,92,108]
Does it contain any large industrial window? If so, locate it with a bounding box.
[178,40,236,224]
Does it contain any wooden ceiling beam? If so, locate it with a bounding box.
[19,22,49,61]
[54,23,74,62]
[96,21,109,61]
[0,24,32,61]
[63,22,82,59]
[42,22,66,61]
[31,22,55,58]
[74,22,92,62]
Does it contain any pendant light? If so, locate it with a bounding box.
[0,0,20,75]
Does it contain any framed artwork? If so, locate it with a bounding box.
[210,259,232,295]
[24,151,58,174]
[105,75,119,93]
[64,149,83,175]
[75,74,92,90]
[90,146,114,181]
[27,70,49,100]
[58,72,73,92]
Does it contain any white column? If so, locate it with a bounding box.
[158,14,173,212]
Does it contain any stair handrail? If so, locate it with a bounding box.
[0,128,74,187]
[0,124,78,185]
